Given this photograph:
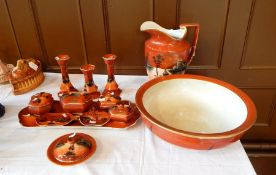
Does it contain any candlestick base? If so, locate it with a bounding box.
[84,85,98,93]
[102,85,122,97]
[60,82,78,92]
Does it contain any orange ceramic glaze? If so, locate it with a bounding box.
[79,110,110,126]
[19,113,38,127]
[135,74,257,150]
[98,94,121,109]
[36,113,73,126]
[102,54,121,96]
[58,92,93,113]
[55,54,78,92]
[109,100,135,122]
[142,116,243,150]
[18,102,141,129]
[28,92,54,115]
[80,64,98,93]
[47,133,96,166]
[141,21,199,79]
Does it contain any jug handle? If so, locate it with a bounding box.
[180,23,200,65]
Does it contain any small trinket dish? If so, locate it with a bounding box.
[79,110,110,126]
[19,114,38,127]
[47,133,96,166]
[10,58,44,95]
[98,94,121,109]
[109,100,135,122]
[36,113,73,126]
[58,92,94,113]
[28,92,54,115]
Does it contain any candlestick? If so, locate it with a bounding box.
[102,54,121,96]
[80,64,98,93]
[55,54,77,92]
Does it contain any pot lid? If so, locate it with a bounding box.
[47,133,96,166]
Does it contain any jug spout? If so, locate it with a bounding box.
[140,21,187,40]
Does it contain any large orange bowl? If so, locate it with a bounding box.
[135,74,257,150]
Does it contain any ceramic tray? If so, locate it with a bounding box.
[18,101,140,129]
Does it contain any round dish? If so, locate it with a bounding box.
[47,133,96,166]
[79,110,111,126]
[36,113,73,126]
[135,74,257,150]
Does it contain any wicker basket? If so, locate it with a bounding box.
[10,60,44,95]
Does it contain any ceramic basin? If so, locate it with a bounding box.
[135,74,256,150]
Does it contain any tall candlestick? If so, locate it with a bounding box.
[102,54,121,96]
[80,64,98,93]
[55,54,77,92]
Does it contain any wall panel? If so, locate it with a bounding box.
[178,0,230,68]
[0,0,20,63]
[33,0,87,69]
[5,0,42,62]
[240,0,276,69]
[80,0,107,73]
[107,0,153,74]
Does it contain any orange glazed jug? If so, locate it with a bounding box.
[140,21,199,79]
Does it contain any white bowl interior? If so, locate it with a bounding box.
[142,79,247,134]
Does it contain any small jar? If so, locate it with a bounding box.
[108,100,134,122]
[28,92,54,115]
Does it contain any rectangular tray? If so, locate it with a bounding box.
[18,101,140,130]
